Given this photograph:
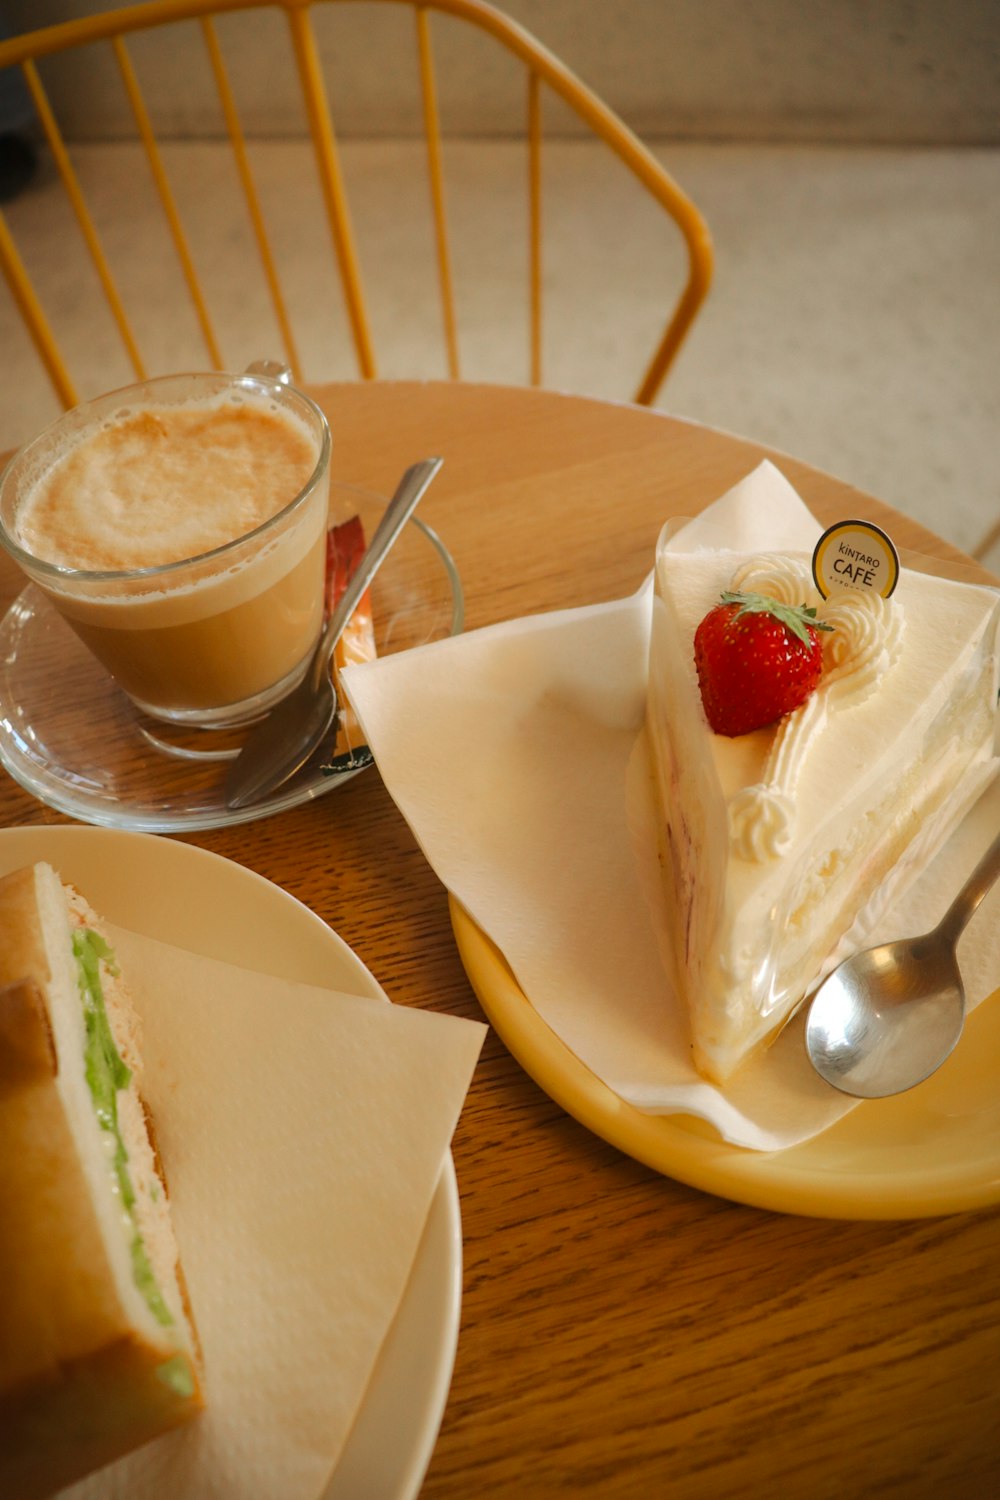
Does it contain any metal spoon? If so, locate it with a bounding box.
[805,829,1000,1098]
[225,456,442,809]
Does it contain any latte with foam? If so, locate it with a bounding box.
[0,374,332,726]
[18,401,319,571]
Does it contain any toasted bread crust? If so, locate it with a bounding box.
[0,978,57,1093]
[0,865,53,1022]
[0,1333,200,1500]
[0,863,203,1498]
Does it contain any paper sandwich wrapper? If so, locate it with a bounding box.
[341,461,1000,1154]
[59,931,485,1500]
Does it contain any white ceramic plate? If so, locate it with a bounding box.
[0,486,463,833]
[0,825,460,1500]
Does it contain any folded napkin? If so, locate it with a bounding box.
[341,462,1000,1153]
[62,933,485,1500]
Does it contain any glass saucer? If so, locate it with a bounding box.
[0,485,463,832]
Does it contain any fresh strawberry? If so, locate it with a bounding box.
[693,590,832,737]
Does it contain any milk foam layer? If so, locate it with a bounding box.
[17,397,319,571]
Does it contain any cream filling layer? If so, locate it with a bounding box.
[714,678,997,1060]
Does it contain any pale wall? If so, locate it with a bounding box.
[3,0,999,144]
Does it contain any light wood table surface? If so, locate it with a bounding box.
[1,381,997,1498]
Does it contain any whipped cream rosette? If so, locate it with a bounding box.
[726,558,905,862]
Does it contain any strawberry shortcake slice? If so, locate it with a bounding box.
[645,470,1000,1084]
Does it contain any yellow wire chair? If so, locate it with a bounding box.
[0,0,713,422]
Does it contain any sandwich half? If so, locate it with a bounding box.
[0,861,203,1499]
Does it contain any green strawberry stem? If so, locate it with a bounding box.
[719,590,834,647]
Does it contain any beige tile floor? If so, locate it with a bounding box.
[1,138,998,562]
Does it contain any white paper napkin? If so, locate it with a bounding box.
[61,933,485,1500]
[341,462,1000,1153]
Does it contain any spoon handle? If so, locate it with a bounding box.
[935,828,1000,947]
[309,456,442,691]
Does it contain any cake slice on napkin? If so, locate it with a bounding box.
[646,464,1000,1084]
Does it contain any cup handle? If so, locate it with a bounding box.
[244,360,291,385]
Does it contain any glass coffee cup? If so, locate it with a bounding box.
[0,369,332,728]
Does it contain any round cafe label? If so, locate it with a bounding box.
[811,518,899,599]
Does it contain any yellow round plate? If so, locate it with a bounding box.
[450,898,1000,1220]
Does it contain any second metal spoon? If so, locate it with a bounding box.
[805,827,1000,1098]
[225,456,443,809]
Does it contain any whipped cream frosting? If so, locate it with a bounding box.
[726,557,906,861]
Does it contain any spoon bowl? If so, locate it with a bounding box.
[805,828,1000,1097]
[804,934,966,1099]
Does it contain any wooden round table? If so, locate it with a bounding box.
[1,381,996,1498]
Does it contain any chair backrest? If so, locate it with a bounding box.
[0,0,713,422]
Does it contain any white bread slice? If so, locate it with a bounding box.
[0,862,203,1499]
